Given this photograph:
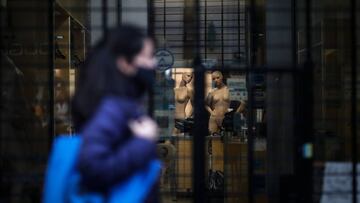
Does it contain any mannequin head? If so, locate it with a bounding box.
[180,71,193,87]
[211,71,224,88]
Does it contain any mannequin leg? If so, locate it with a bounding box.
[215,116,225,132]
[209,116,219,134]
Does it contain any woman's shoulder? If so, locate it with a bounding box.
[81,96,141,130]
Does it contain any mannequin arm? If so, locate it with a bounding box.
[205,93,214,115]
[186,88,195,118]
[205,106,213,115]
[235,101,245,113]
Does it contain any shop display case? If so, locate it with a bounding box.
[54,1,87,136]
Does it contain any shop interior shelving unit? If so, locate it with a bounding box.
[54,1,87,136]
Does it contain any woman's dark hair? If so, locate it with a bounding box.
[72,24,149,130]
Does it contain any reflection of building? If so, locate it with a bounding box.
[0,1,88,202]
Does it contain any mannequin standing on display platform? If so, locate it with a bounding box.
[205,71,230,135]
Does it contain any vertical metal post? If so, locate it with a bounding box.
[249,0,256,66]
[291,1,297,117]
[350,0,358,202]
[292,0,303,202]
[246,75,254,203]
[204,0,207,58]
[117,0,122,26]
[48,0,55,144]
[238,0,241,56]
[193,0,206,202]
[147,0,155,117]
[146,0,155,117]
[148,0,154,37]
[102,0,108,35]
[193,60,206,203]
[221,0,224,67]
[163,0,166,40]
[0,0,2,166]
[299,0,314,202]
[247,0,256,202]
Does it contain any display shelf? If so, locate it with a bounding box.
[53,1,87,136]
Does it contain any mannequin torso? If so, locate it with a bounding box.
[174,86,192,119]
[206,86,230,134]
[208,86,230,117]
[173,71,194,135]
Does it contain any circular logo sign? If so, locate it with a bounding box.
[155,49,174,72]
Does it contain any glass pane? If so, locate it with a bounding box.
[1,0,358,202]
[152,0,253,202]
[297,0,359,201]
[1,1,50,202]
[208,70,250,203]
[155,67,194,201]
[153,67,268,202]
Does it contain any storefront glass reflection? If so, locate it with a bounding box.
[1,1,50,202]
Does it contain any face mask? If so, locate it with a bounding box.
[133,67,156,92]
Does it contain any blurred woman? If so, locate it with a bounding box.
[71,25,159,201]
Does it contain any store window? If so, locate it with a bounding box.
[154,68,254,202]
[150,0,264,202]
[1,0,358,202]
[297,0,360,201]
[1,1,51,202]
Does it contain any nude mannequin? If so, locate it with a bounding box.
[174,71,194,134]
[205,71,230,134]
